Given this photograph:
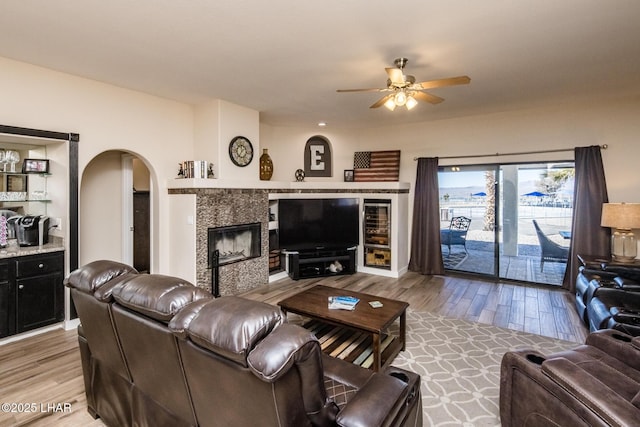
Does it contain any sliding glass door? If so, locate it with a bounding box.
[439,165,498,276]
[438,161,574,286]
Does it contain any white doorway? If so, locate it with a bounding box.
[80,151,153,271]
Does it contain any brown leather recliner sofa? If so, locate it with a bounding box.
[500,329,640,426]
[65,260,422,427]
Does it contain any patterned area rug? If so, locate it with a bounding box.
[390,310,577,426]
[304,310,577,426]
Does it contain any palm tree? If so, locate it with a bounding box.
[484,170,496,231]
[537,169,574,198]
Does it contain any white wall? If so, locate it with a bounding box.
[218,101,260,181]
[194,100,260,181]
[261,96,640,257]
[0,56,194,272]
[262,97,640,202]
[168,194,197,283]
[81,151,124,261]
[260,127,357,183]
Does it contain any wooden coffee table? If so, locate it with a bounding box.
[278,285,408,372]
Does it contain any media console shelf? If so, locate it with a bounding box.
[286,247,356,280]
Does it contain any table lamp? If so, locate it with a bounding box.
[601,203,640,262]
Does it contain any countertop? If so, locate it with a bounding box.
[0,236,65,259]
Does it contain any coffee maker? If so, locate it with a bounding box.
[15,215,50,246]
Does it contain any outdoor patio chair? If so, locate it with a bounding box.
[532,219,569,272]
[440,216,471,256]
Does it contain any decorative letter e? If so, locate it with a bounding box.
[310,145,325,170]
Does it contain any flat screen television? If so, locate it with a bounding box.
[278,198,360,251]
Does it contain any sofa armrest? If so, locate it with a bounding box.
[614,276,640,292]
[579,266,618,281]
[248,323,319,381]
[585,329,640,371]
[603,264,640,282]
[248,324,341,426]
[336,374,408,427]
[542,357,640,426]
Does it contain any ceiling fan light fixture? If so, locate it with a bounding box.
[384,98,396,111]
[394,90,407,106]
[405,95,418,110]
[337,57,470,112]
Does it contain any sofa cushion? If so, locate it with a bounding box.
[168,299,215,339]
[65,259,137,295]
[182,296,282,366]
[112,274,212,323]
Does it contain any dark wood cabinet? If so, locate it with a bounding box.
[0,259,15,338]
[0,251,64,337]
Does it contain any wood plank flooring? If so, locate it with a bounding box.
[0,272,587,426]
[0,327,103,427]
[241,272,588,343]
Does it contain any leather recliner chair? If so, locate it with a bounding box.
[500,329,640,426]
[66,260,141,425]
[574,265,617,325]
[66,260,211,426]
[66,260,422,427]
[587,276,640,336]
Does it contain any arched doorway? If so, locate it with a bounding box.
[80,150,154,272]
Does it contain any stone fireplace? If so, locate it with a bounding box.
[190,188,270,295]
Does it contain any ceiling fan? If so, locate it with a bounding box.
[336,58,470,111]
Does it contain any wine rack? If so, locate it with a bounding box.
[363,199,391,269]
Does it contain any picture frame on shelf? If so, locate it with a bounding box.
[344,169,354,182]
[6,174,27,192]
[22,159,50,174]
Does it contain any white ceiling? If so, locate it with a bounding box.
[2,1,640,128]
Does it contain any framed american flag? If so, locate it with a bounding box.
[353,150,400,182]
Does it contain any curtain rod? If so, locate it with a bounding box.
[413,144,608,161]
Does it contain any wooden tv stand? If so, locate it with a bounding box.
[285,247,356,280]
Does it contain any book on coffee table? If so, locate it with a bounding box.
[328,296,359,310]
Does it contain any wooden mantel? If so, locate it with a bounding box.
[167,178,410,194]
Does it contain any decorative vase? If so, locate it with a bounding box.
[295,169,305,182]
[259,149,273,181]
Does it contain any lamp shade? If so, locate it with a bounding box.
[394,91,407,106]
[384,98,396,111]
[405,96,418,110]
[601,203,640,230]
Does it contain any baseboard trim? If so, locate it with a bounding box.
[0,323,64,346]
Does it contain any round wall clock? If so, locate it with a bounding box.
[229,136,254,167]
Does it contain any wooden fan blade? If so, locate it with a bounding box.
[414,91,444,104]
[336,88,388,93]
[413,76,471,90]
[370,94,393,108]
[386,67,405,85]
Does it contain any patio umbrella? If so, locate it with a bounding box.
[522,191,546,197]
